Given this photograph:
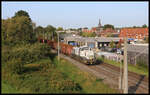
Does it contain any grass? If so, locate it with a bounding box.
[2,57,119,93]
[97,57,149,77]
[56,57,119,93]
[2,81,19,93]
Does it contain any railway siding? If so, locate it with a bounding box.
[55,50,148,94]
[47,40,148,94]
[60,53,120,90]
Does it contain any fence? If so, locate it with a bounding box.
[127,51,149,66]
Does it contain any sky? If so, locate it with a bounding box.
[2,1,149,29]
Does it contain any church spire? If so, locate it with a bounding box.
[98,19,101,28]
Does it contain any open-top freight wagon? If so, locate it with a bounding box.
[38,37,96,65]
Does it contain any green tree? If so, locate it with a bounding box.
[45,25,56,40]
[107,33,113,37]
[13,10,31,21]
[142,24,147,28]
[34,26,45,37]
[45,25,56,32]
[80,32,96,37]
[110,40,115,48]
[3,16,34,45]
[77,28,82,32]
[35,26,44,33]
[2,19,9,42]
[91,32,96,37]
[103,24,114,30]
[2,10,36,45]
[32,22,36,30]
[57,27,63,31]
[133,26,140,28]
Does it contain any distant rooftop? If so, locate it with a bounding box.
[65,37,123,42]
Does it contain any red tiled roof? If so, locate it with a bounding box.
[119,28,149,39]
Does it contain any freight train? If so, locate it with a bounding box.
[38,37,96,65]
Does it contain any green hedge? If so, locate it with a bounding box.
[2,43,51,65]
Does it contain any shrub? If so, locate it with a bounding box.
[48,79,81,93]
[40,62,53,72]
[6,58,24,74]
[3,43,51,65]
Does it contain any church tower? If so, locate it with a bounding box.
[98,19,101,28]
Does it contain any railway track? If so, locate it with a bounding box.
[90,64,148,93]
[98,63,148,86]
[101,63,149,83]
[50,49,149,93]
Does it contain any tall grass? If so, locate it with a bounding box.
[2,42,119,93]
[97,57,149,77]
[56,57,119,93]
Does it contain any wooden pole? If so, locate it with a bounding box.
[119,54,123,90]
[123,37,128,93]
[57,32,60,62]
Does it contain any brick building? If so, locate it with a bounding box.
[82,19,103,34]
[99,28,119,37]
[119,28,149,40]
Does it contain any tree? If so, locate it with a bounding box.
[45,25,56,40]
[110,40,115,48]
[103,24,114,30]
[107,33,113,37]
[7,16,35,44]
[80,32,96,37]
[91,32,96,37]
[77,28,82,32]
[2,10,36,45]
[13,10,31,21]
[142,24,147,28]
[32,22,36,30]
[133,26,140,28]
[34,26,45,37]
[57,27,63,31]
[2,19,9,42]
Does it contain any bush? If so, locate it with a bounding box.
[5,58,24,74]
[47,75,82,93]
[40,62,53,72]
[3,43,51,65]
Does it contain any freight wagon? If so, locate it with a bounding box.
[38,37,96,65]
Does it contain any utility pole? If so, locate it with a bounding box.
[119,54,123,91]
[57,32,60,62]
[123,37,128,93]
[52,31,54,41]
[43,31,44,43]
